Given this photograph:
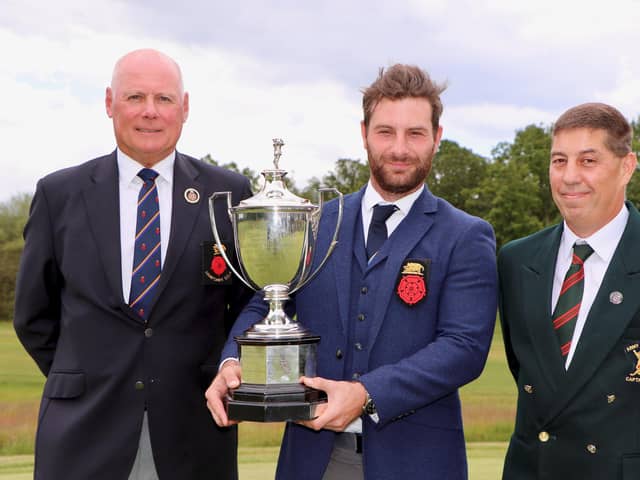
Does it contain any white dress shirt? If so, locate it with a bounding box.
[552,204,628,368]
[118,149,175,303]
[361,180,424,244]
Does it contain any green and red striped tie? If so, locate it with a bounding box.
[129,168,161,320]
[552,243,593,357]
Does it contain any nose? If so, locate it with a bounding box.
[390,134,410,158]
[562,159,581,184]
[142,98,159,119]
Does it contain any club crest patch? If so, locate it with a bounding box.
[396,259,430,306]
[625,342,640,383]
[202,241,232,285]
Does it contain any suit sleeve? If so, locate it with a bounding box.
[360,218,498,426]
[13,181,61,377]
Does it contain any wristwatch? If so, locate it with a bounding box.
[362,392,377,415]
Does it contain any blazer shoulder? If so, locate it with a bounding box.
[432,194,494,235]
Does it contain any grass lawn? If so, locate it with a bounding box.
[0,443,507,479]
[0,319,514,478]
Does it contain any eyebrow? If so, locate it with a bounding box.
[551,147,599,156]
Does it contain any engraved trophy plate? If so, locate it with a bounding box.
[210,139,343,422]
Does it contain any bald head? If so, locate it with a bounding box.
[110,49,184,97]
[105,48,189,167]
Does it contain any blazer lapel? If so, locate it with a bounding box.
[332,189,365,336]
[544,203,640,424]
[521,225,566,391]
[366,188,437,349]
[82,151,125,309]
[153,153,204,303]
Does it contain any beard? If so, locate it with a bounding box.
[367,147,434,196]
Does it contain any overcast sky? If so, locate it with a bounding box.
[2,0,640,202]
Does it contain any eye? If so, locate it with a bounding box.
[551,157,566,165]
[127,94,143,101]
[158,95,174,103]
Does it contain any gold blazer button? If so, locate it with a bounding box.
[538,431,550,442]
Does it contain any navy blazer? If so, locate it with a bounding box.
[14,151,253,480]
[222,186,498,479]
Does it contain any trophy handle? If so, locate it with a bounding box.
[208,192,257,291]
[290,187,344,295]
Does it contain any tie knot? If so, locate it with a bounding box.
[572,243,593,263]
[138,168,159,183]
[372,204,397,223]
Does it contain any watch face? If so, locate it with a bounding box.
[364,397,376,415]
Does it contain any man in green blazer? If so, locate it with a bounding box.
[499,102,640,479]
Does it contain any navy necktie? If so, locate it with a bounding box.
[552,243,593,357]
[366,204,397,260]
[129,168,161,319]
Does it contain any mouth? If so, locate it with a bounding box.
[560,191,589,201]
[136,127,162,133]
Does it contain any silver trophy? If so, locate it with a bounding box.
[209,138,343,422]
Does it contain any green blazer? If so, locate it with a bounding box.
[498,201,640,480]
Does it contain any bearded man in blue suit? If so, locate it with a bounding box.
[207,64,498,480]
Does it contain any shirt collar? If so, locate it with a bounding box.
[363,180,424,215]
[117,148,175,186]
[559,203,629,263]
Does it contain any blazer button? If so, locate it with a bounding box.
[607,394,616,404]
[144,328,153,338]
[352,372,361,380]
[357,314,365,322]
[524,384,534,394]
[361,286,368,294]
[538,431,550,442]
[586,444,597,454]
[354,342,363,351]
[336,349,343,359]
[135,381,145,391]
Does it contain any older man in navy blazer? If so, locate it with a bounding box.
[14,49,252,479]
[207,64,498,479]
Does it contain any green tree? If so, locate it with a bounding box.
[495,124,558,228]
[467,161,544,251]
[0,193,32,321]
[302,158,370,200]
[201,154,262,192]
[625,115,640,206]
[428,140,488,215]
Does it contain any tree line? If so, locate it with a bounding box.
[2,120,640,320]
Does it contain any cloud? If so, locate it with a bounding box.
[0,25,366,201]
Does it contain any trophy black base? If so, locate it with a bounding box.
[227,384,327,422]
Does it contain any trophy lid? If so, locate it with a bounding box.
[234,138,316,210]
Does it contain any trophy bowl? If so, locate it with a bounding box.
[209,138,343,422]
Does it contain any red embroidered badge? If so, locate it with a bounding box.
[397,275,426,305]
[211,256,227,276]
[395,259,429,306]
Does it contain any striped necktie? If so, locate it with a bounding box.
[129,168,161,320]
[366,204,397,260]
[552,243,593,357]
